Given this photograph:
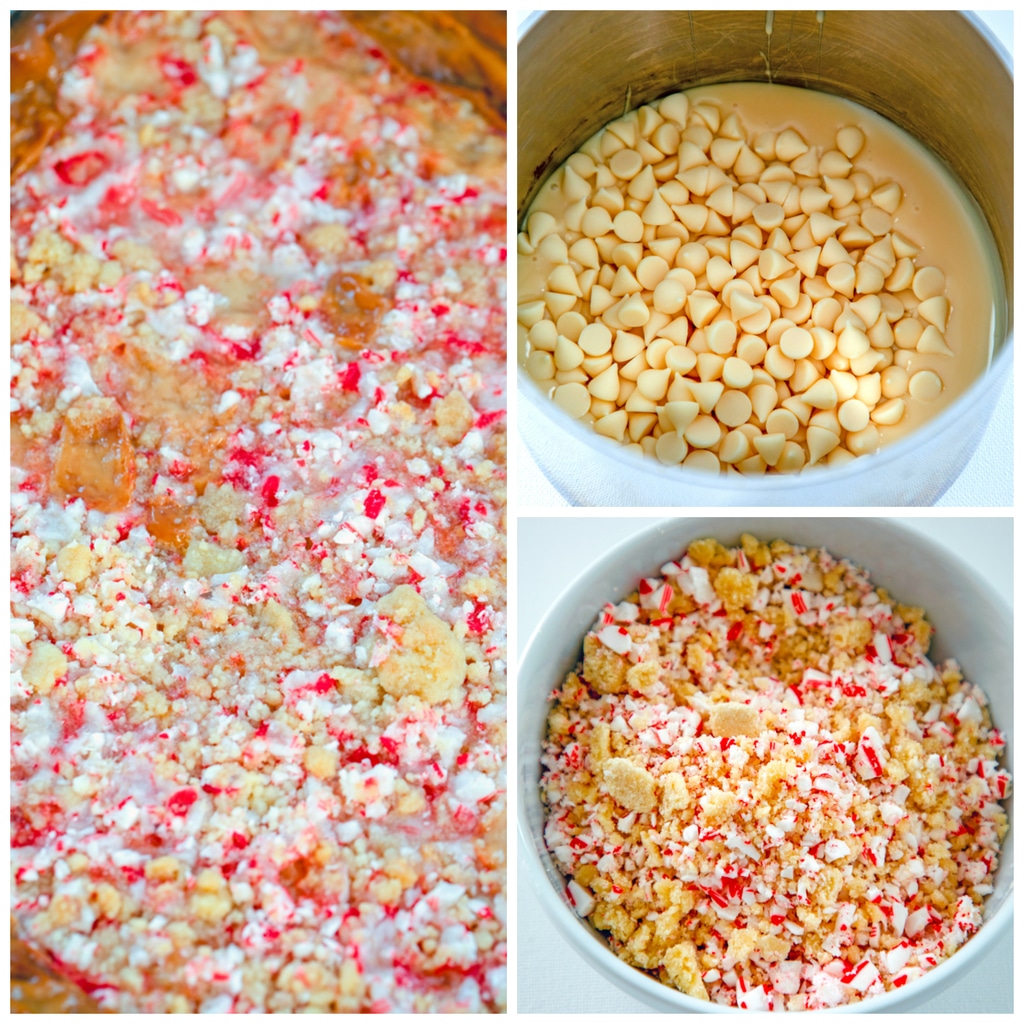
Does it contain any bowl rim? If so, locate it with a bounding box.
[516,516,1013,1012]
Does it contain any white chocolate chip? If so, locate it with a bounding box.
[553,382,591,418]
[908,370,943,402]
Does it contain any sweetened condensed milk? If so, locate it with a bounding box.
[518,83,1004,475]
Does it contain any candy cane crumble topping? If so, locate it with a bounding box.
[12,11,505,1014]
[541,535,1009,1010]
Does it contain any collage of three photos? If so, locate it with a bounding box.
[9,8,1013,1016]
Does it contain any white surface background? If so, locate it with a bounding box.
[515,517,1013,1013]
[514,10,1013,508]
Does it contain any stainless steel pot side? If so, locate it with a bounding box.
[517,11,1012,506]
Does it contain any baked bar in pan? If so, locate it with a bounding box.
[11,10,506,1013]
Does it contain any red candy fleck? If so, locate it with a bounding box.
[344,744,393,768]
[261,475,281,507]
[862,744,883,776]
[160,55,198,88]
[141,197,183,226]
[99,181,135,218]
[167,459,193,481]
[457,497,477,526]
[475,409,504,429]
[166,788,198,815]
[228,337,262,361]
[726,620,744,643]
[705,888,730,908]
[443,332,486,356]
[340,361,361,392]
[60,700,86,741]
[364,489,386,519]
[54,151,108,187]
[466,600,491,636]
[313,673,335,694]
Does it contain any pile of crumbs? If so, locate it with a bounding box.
[11,10,505,1014]
[540,535,1009,1010]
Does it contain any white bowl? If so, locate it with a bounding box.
[517,517,1013,1011]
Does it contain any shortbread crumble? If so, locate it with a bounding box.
[11,11,506,1013]
[541,536,1008,1010]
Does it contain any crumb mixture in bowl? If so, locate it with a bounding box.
[540,535,1009,1010]
[11,10,506,1014]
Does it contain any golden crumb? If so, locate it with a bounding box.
[434,389,475,444]
[304,745,339,780]
[375,586,467,704]
[582,633,629,694]
[602,757,657,813]
[709,702,761,738]
[713,565,759,612]
[22,642,68,695]
[687,537,735,568]
[663,941,708,1000]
